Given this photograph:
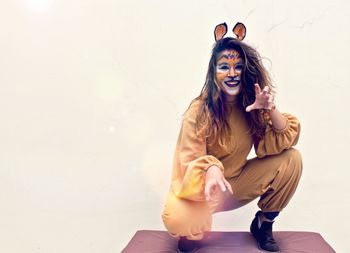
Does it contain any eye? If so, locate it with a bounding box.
[218,65,229,71]
[234,64,243,71]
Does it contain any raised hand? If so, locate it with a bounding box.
[204,166,233,201]
[246,83,275,112]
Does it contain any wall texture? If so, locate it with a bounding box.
[0,0,348,252]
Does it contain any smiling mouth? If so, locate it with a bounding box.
[224,81,240,88]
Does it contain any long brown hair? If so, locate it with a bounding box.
[188,37,274,149]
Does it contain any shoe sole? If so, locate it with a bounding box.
[177,248,198,253]
[250,230,280,253]
[256,242,280,253]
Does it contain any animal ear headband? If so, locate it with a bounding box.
[214,22,246,42]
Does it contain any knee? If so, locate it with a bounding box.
[161,193,192,237]
[161,192,211,239]
[161,206,181,237]
[290,148,302,159]
[282,148,303,177]
[286,148,302,166]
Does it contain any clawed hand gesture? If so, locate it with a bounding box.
[246,83,275,112]
[205,166,233,201]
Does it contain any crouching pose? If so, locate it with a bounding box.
[161,22,302,252]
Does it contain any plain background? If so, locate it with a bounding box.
[0,0,349,252]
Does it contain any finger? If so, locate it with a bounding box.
[204,182,212,201]
[217,180,226,192]
[262,86,269,95]
[267,94,274,103]
[245,103,255,112]
[223,179,233,194]
[205,182,215,201]
[254,83,261,94]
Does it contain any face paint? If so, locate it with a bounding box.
[215,50,243,100]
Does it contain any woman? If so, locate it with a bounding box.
[161,22,302,252]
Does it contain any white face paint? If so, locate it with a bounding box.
[215,50,244,101]
[221,79,241,96]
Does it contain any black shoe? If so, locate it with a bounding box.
[250,211,280,252]
[177,236,201,253]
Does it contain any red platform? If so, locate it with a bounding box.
[122,230,335,253]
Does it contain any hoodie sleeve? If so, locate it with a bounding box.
[171,103,224,201]
[255,113,301,158]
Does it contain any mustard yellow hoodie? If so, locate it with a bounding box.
[171,99,300,202]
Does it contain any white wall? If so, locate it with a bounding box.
[0,0,348,252]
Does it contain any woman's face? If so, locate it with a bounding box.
[215,49,243,101]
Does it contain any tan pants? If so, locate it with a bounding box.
[162,148,302,240]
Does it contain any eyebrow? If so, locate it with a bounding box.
[217,60,243,66]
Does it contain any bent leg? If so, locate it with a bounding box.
[161,190,212,240]
[230,148,303,212]
[161,183,232,240]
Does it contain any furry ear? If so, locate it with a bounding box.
[232,22,246,41]
[214,23,228,42]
